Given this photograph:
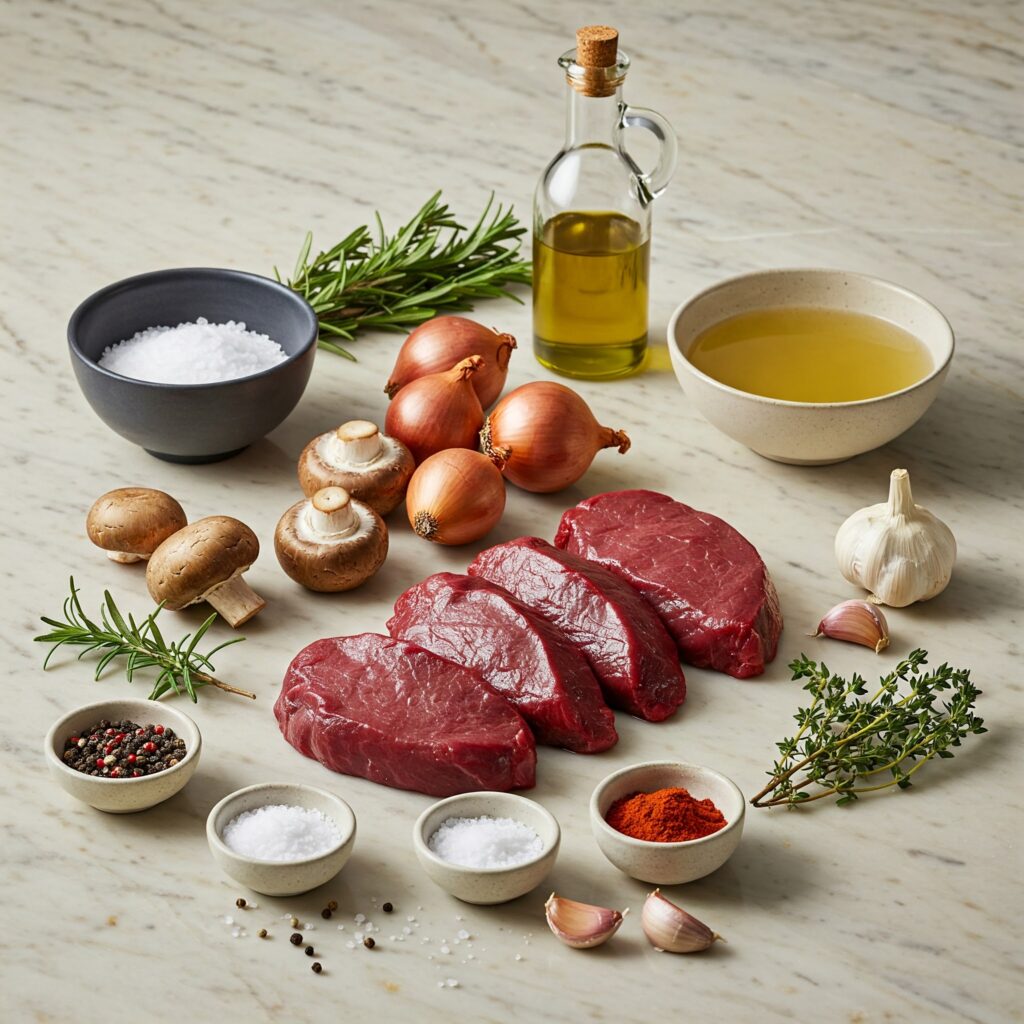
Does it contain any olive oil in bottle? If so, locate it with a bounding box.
[532,26,675,380]
[533,211,650,379]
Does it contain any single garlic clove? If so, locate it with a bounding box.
[545,892,628,949]
[640,889,723,953]
[813,599,890,653]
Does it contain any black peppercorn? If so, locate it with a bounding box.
[258,929,268,939]
[327,900,338,911]
[321,908,332,920]
[363,936,375,949]
[235,898,247,909]
[290,933,303,946]
[382,902,394,913]
[304,946,315,957]
[312,962,322,974]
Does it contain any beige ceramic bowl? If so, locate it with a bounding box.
[413,791,560,905]
[206,783,357,897]
[44,698,201,813]
[668,269,954,465]
[591,761,745,885]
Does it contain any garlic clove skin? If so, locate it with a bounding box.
[813,600,890,653]
[835,468,956,608]
[640,889,723,953]
[545,893,627,949]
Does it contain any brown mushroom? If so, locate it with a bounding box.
[275,486,388,592]
[297,420,415,516]
[86,487,187,563]
[146,516,265,627]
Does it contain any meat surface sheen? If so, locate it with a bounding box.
[468,537,686,721]
[387,573,617,753]
[274,633,536,796]
[555,490,782,678]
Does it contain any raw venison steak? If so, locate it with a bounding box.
[468,537,686,721]
[387,573,617,753]
[555,489,782,678]
[275,633,536,796]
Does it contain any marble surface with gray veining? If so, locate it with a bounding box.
[2,1,1021,1021]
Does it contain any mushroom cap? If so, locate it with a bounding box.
[297,426,415,517]
[146,516,260,609]
[274,493,388,593]
[86,487,186,556]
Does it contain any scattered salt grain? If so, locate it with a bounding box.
[221,804,342,861]
[441,944,451,954]
[428,815,543,869]
[446,978,459,988]
[457,929,470,940]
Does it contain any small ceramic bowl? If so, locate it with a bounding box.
[44,698,201,813]
[206,783,356,897]
[590,761,745,885]
[668,268,954,465]
[68,268,318,463]
[413,792,560,905]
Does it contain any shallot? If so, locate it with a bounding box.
[405,449,506,545]
[385,316,517,408]
[481,382,631,493]
[384,355,485,464]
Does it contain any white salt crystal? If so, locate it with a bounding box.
[446,978,459,988]
[354,913,366,924]
[428,815,543,869]
[457,929,470,940]
[98,318,287,385]
[441,945,451,954]
[221,805,342,861]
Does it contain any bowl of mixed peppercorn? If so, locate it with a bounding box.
[45,698,202,812]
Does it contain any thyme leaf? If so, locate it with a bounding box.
[279,191,532,358]
[34,579,255,702]
[751,649,985,809]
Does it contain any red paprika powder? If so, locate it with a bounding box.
[606,786,727,842]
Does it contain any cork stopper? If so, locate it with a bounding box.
[572,26,621,97]
[576,25,618,68]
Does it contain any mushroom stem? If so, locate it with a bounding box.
[307,487,360,538]
[205,576,266,628]
[334,420,384,465]
[107,550,145,564]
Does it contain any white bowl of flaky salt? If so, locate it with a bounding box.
[206,783,356,897]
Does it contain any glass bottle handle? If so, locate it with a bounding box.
[615,104,678,203]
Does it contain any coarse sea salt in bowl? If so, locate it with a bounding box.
[413,791,560,905]
[68,268,318,463]
[206,782,357,897]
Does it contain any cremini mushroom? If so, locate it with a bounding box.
[146,516,265,627]
[297,420,415,516]
[275,486,388,592]
[86,487,187,563]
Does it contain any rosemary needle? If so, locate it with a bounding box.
[34,578,255,702]
[279,191,532,359]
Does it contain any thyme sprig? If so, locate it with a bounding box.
[751,649,984,809]
[281,191,532,359]
[34,579,255,702]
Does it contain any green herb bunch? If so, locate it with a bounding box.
[282,191,532,359]
[752,649,985,808]
[35,579,254,702]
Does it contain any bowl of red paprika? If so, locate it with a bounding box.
[590,761,745,885]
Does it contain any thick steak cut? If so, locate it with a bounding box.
[555,490,782,678]
[387,573,617,753]
[275,633,536,796]
[468,537,686,721]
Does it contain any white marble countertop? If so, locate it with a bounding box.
[3,1,1021,1021]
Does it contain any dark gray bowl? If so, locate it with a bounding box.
[68,268,318,463]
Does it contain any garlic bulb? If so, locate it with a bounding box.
[835,468,956,608]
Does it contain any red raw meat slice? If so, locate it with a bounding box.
[275,633,536,796]
[387,573,617,754]
[468,537,686,721]
[555,489,782,678]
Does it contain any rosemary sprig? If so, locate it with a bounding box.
[280,191,532,359]
[34,578,255,702]
[751,649,985,809]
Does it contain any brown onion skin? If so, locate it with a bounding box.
[405,449,506,545]
[481,382,631,493]
[385,317,517,408]
[384,356,485,465]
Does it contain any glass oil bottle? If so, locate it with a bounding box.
[533,25,677,379]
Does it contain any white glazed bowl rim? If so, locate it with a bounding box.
[206,782,356,868]
[413,792,561,876]
[44,697,201,787]
[667,267,955,409]
[590,760,745,850]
